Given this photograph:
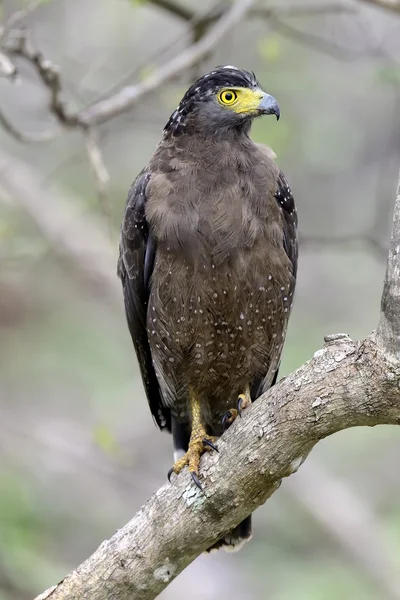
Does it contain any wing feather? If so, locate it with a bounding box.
[118,172,171,431]
[252,169,298,400]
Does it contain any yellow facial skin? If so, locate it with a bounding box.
[217,87,265,114]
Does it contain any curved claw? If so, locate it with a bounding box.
[222,411,232,432]
[191,472,203,491]
[237,396,244,417]
[203,438,219,452]
[167,467,174,483]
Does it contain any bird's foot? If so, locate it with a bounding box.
[222,392,252,431]
[168,432,218,490]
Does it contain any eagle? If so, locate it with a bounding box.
[118,66,298,552]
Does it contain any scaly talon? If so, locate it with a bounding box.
[168,435,218,487]
[168,389,218,489]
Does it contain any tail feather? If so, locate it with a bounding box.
[206,515,252,553]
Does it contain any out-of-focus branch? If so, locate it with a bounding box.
[5,31,80,130]
[0,108,62,142]
[76,0,256,127]
[0,52,16,79]
[147,1,352,23]
[358,0,400,13]
[0,0,42,44]
[148,0,194,21]
[0,0,357,147]
[285,460,400,600]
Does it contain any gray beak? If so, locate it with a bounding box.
[258,93,280,120]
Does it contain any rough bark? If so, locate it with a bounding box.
[34,157,400,600]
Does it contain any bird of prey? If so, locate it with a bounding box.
[118,66,298,552]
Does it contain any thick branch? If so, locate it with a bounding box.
[376,171,400,358]
[32,164,400,600]
[35,333,400,600]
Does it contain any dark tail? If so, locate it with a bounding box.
[206,516,252,553]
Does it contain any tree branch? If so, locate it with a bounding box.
[0,0,42,44]
[5,30,81,130]
[34,330,400,600]
[75,0,256,127]
[147,0,194,22]
[376,170,400,358]
[33,169,400,599]
[0,108,62,142]
[33,162,400,598]
[0,0,355,145]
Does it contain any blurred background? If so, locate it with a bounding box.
[0,0,400,598]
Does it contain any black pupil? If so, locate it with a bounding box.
[225,92,233,101]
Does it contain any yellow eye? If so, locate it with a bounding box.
[218,89,238,105]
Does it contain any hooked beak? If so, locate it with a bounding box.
[258,93,280,120]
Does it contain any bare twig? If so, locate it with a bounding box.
[148,0,194,21]
[0,51,16,79]
[0,0,356,145]
[0,0,42,44]
[6,31,80,129]
[147,1,352,23]
[76,0,257,127]
[0,108,62,142]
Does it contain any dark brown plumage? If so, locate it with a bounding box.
[118,66,298,552]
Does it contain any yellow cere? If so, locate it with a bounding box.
[217,87,264,114]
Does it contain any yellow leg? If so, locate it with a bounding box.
[170,388,218,488]
[222,385,252,430]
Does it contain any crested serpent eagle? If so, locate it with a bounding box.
[118,66,298,552]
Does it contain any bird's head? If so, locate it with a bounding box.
[164,65,280,138]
